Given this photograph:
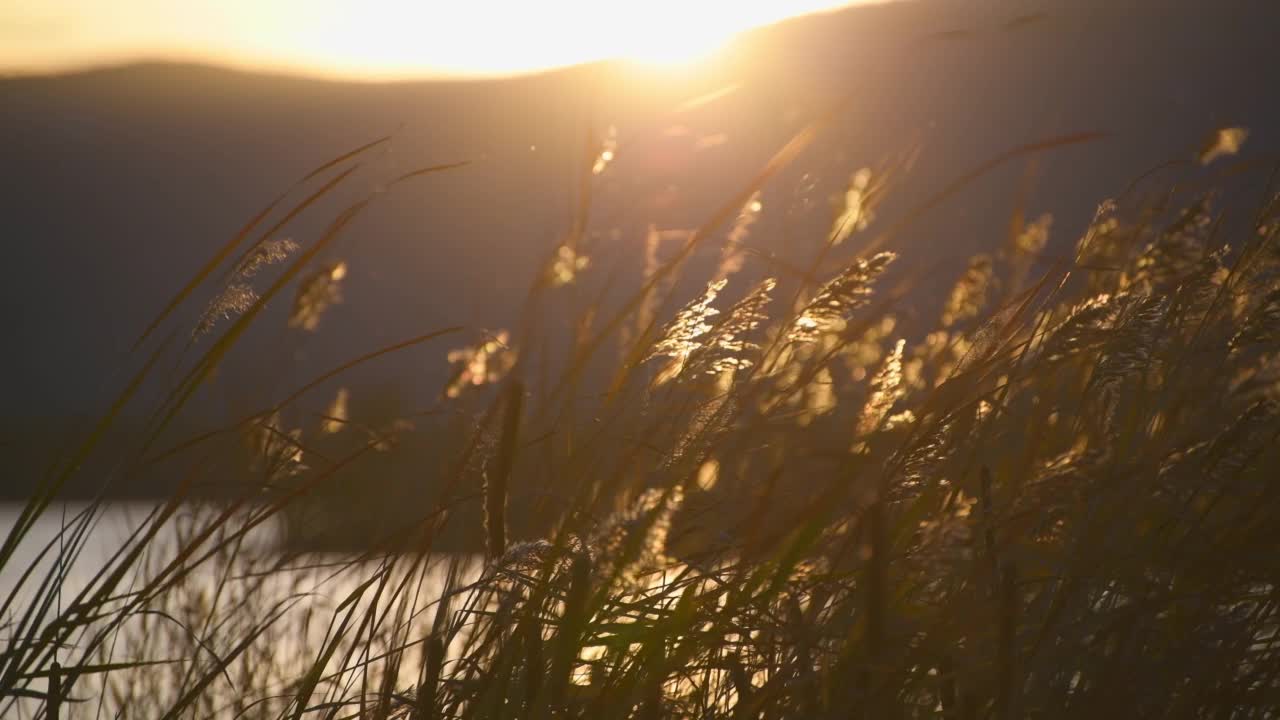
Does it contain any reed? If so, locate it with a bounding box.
[3,117,1279,720]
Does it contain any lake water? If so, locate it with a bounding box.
[1,502,283,610]
[1,502,479,718]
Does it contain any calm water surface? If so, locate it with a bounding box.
[1,502,477,718]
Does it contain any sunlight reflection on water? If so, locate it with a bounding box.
[1,503,480,718]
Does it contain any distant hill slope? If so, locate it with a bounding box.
[1,0,1276,459]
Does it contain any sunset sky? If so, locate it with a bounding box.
[0,0,866,79]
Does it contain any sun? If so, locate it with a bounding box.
[235,0,759,78]
[618,35,730,68]
[606,11,741,68]
[0,0,862,80]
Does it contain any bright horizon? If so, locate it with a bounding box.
[0,1,870,80]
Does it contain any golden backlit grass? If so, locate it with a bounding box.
[3,119,1280,719]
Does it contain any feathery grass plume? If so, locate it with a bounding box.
[948,294,1023,379]
[246,411,306,481]
[1125,199,1216,295]
[899,341,933,392]
[193,238,300,339]
[1075,198,1124,270]
[1173,245,1231,319]
[24,133,1280,720]
[1091,294,1168,391]
[321,387,349,434]
[1014,213,1052,256]
[713,192,763,282]
[193,283,256,339]
[594,485,685,586]
[459,413,500,497]
[1197,398,1278,485]
[289,260,347,331]
[1199,126,1249,165]
[685,277,777,378]
[1232,288,1280,350]
[1008,213,1051,294]
[856,338,906,438]
[548,245,591,287]
[942,255,996,327]
[668,392,737,470]
[1039,293,1121,362]
[884,409,916,430]
[646,279,726,385]
[897,417,954,494]
[592,124,618,175]
[1013,444,1104,541]
[238,237,301,278]
[829,168,877,246]
[495,540,559,576]
[789,251,896,343]
[445,330,515,398]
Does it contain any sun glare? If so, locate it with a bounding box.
[0,1,863,80]
[604,6,745,68]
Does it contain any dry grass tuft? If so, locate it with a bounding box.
[8,125,1280,720]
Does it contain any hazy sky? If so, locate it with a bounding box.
[0,0,864,79]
